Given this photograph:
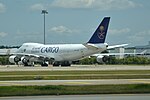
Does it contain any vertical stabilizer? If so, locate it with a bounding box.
[88,17,110,44]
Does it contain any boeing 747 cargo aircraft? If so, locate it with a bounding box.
[9,17,127,66]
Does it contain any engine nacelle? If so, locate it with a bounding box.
[96,55,109,63]
[20,56,28,64]
[9,56,20,63]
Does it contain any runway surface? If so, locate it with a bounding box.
[1,94,150,100]
[0,65,150,71]
[0,65,150,86]
[0,79,150,86]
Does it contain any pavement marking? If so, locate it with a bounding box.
[131,80,150,84]
[0,82,23,86]
[64,82,91,85]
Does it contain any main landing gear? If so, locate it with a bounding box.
[41,61,49,67]
[53,61,71,66]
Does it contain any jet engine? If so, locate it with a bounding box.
[20,57,35,66]
[96,55,109,63]
[20,57,28,64]
[9,55,20,63]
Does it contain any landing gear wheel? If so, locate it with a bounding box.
[53,62,60,66]
[41,62,48,67]
[61,61,71,66]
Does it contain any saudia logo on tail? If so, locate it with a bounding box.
[97,26,105,39]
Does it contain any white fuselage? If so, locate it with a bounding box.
[17,43,107,62]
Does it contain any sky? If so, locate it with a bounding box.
[0,0,150,46]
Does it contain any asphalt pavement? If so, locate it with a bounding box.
[0,79,150,86]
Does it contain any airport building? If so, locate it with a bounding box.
[0,48,18,56]
[109,41,150,58]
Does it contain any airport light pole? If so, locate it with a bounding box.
[41,10,48,44]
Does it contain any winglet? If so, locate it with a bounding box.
[88,17,110,44]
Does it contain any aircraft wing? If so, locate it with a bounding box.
[92,50,146,57]
[92,53,130,57]
[107,44,128,49]
[13,53,54,61]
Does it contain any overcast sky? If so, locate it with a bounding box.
[0,0,150,46]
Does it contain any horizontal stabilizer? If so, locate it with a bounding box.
[83,43,99,50]
[107,44,128,49]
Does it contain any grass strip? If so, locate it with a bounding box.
[0,84,150,97]
[0,70,150,80]
[1,70,150,75]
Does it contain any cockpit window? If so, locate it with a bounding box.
[24,49,26,52]
[24,45,29,47]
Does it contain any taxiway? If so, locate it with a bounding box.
[0,79,150,86]
[0,65,150,86]
[0,65,150,71]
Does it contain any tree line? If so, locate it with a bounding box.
[0,45,20,49]
[78,56,150,65]
[0,56,150,65]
